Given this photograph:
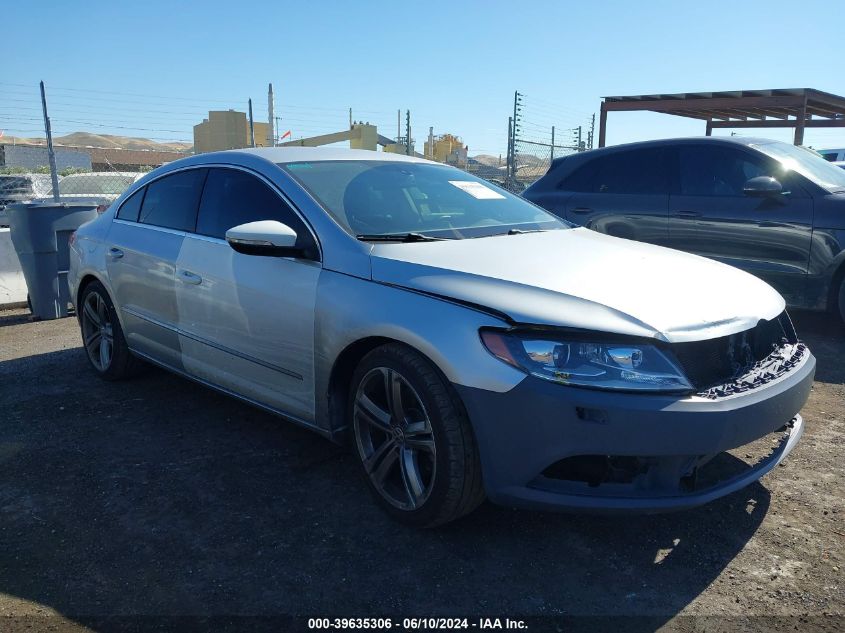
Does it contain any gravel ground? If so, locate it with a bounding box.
[0,307,842,632]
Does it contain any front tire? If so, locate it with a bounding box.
[79,280,140,380]
[349,344,485,527]
[838,277,845,327]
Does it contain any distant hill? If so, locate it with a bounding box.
[470,153,544,167]
[470,154,503,167]
[1,131,191,153]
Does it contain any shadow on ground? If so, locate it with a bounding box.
[791,310,845,384]
[0,344,773,631]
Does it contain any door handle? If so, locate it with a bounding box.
[107,247,124,259]
[570,207,593,214]
[674,211,701,218]
[178,270,202,285]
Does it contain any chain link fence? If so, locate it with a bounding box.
[0,83,594,225]
[0,146,161,227]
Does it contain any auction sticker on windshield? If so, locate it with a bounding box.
[448,180,506,199]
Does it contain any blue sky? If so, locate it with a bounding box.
[4,0,844,155]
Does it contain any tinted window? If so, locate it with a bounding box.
[196,168,317,257]
[590,149,669,195]
[560,150,669,194]
[558,160,597,192]
[138,169,207,231]
[679,146,771,197]
[116,187,145,221]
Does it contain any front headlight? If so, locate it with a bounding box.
[480,329,693,393]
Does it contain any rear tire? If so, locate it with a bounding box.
[78,280,141,380]
[349,343,485,527]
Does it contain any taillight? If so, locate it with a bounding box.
[96,204,108,214]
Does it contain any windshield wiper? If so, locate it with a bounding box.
[356,232,447,242]
[506,228,547,235]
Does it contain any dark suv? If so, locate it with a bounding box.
[523,137,845,323]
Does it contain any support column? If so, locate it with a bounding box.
[598,102,608,148]
[794,100,807,145]
[705,120,713,136]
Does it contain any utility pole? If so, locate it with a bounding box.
[349,108,353,129]
[248,98,255,148]
[550,126,555,162]
[589,113,595,149]
[405,110,411,155]
[39,81,60,201]
[577,125,582,151]
[506,117,513,181]
[397,109,401,143]
[428,126,434,160]
[267,84,275,146]
[511,91,522,184]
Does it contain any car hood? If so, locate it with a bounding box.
[368,228,785,343]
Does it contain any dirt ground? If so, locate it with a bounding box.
[0,307,842,632]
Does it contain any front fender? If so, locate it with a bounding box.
[313,270,524,433]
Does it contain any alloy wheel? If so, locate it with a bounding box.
[353,367,437,510]
[81,290,114,372]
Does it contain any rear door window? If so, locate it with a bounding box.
[116,187,145,221]
[138,169,207,231]
[558,160,597,192]
[195,168,317,257]
[591,148,669,195]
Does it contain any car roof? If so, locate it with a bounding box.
[217,146,430,164]
[579,136,784,155]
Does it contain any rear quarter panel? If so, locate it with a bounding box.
[68,211,114,313]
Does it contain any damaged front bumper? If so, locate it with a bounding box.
[457,346,815,513]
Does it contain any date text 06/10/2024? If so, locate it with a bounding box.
[307,618,528,630]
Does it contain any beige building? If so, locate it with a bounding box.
[193,110,270,153]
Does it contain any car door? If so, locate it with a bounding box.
[175,166,322,423]
[105,168,207,369]
[668,144,813,306]
[561,147,671,246]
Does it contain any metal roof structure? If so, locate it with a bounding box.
[598,89,845,147]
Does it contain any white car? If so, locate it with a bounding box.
[68,148,815,526]
[0,173,56,226]
[54,172,145,212]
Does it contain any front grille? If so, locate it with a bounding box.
[670,311,797,390]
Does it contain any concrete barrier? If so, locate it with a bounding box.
[0,228,28,308]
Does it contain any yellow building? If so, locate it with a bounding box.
[193,110,270,153]
[424,133,467,165]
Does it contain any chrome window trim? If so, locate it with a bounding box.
[122,306,303,381]
[113,218,187,238]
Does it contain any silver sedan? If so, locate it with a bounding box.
[69,148,815,526]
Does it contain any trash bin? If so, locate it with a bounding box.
[6,202,99,320]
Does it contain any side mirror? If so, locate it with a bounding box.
[743,176,784,198]
[225,220,302,257]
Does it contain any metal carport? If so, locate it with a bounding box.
[598,88,845,147]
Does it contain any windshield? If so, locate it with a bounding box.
[279,160,568,239]
[753,142,845,193]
